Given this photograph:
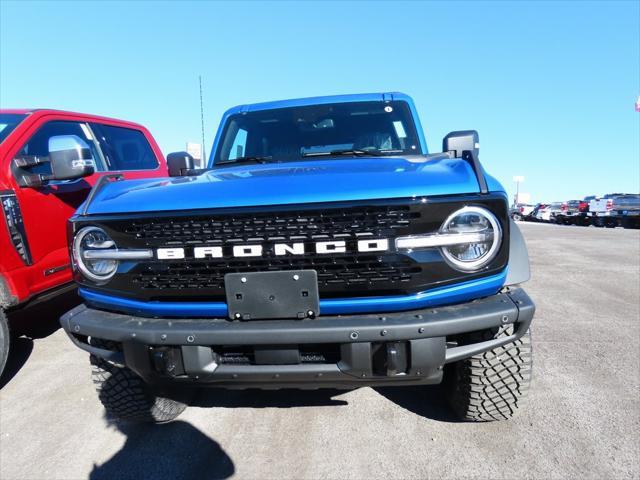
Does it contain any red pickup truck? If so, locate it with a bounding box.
[0,109,168,377]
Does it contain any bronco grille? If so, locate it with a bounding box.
[122,204,419,299]
[75,197,509,302]
[122,204,417,244]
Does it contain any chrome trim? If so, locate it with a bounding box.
[395,232,489,249]
[82,249,153,260]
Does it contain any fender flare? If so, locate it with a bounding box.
[505,219,531,286]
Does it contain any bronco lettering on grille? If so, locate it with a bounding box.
[156,238,389,260]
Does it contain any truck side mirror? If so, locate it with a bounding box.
[442,130,488,194]
[443,130,479,159]
[48,135,96,181]
[167,151,195,177]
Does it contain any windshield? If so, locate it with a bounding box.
[213,100,422,165]
[0,113,27,144]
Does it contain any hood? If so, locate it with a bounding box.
[84,156,482,215]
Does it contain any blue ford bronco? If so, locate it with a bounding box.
[60,93,534,423]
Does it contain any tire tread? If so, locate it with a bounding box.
[89,340,185,423]
[446,326,532,422]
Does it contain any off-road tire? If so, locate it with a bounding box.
[0,309,9,380]
[445,326,532,422]
[90,341,187,423]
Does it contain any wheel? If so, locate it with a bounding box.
[512,213,522,222]
[445,326,532,422]
[593,218,604,228]
[90,340,187,423]
[0,309,9,380]
[605,218,617,228]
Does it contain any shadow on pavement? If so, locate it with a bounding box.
[1,290,80,389]
[90,419,234,480]
[192,388,349,409]
[375,384,461,423]
[0,336,33,389]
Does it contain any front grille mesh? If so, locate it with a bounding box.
[116,204,423,297]
[123,205,417,245]
[133,255,419,292]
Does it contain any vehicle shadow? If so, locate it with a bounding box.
[0,336,33,390]
[374,384,462,423]
[1,289,80,389]
[191,388,349,409]
[90,417,234,480]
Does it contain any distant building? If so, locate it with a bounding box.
[186,142,204,168]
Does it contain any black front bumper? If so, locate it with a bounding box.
[60,288,534,389]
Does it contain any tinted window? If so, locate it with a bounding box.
[614,195,640,206]
[214,100,422,165]
[19,121,103,175]
[0,113,27,143]
[90,124,158,171]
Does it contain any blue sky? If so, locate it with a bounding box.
[1,1,638,203]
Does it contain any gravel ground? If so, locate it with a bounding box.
[0,223,638,480]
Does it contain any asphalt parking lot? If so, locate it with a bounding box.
[0,223,638,480]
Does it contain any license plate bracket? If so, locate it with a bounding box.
[225,270,320,320]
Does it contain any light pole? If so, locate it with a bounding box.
[513,176,525,206]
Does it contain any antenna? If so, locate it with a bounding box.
[199,75,207,165]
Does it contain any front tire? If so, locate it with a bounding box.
[445,326,532,422]
[0,309,9,380]
[90,343,187,423]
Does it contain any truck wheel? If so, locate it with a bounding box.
[89,341,187,423]
[512,213,522,222]
[445,326,532,422]
[0,309,9,380]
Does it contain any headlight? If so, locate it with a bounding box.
[439,206,502,271]
[73,226,118,282]
[395,205,502,272]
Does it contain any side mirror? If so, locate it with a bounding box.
[443,130,479,159]
[442,130,488,194]
[167,151,195,177]
[48,135,95,181]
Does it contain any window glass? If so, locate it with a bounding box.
[0,114,27,144]
[228,128,248,160]
[18,121,103,175]
[214,100,422,164]
[90,123,158,171]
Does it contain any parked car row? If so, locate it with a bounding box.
[510,194,640,228]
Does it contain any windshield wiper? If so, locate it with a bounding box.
[215,155,273,166]
[302,149,399,158]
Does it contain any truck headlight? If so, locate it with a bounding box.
[73,226,118,282]
[439,206,502,271]
[395,206,502,272]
